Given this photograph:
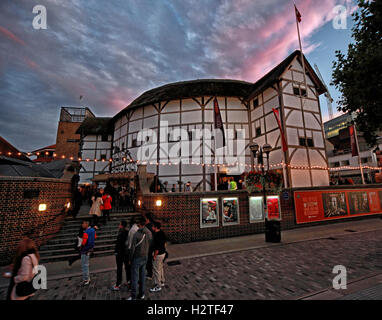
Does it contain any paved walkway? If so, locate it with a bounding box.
[1,217,382,300]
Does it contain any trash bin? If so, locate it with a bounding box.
[265,219,281,243]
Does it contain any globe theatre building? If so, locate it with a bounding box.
[110,51,329,191]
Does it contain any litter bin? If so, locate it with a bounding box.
[265,219,281,243]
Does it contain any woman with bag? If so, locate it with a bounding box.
[89,191,103,229]
[6,237,40,300]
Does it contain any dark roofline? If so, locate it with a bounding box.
[245,50,327,101]
[75,117,113,135]
[112,79,253,121]
[112,50,327,122]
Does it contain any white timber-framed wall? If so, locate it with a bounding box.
[280,56,329,187]
[112,95,251,192]
[111,51,330,190]
[79,133,112,184]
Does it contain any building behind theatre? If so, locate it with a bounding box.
[324,113,382,183]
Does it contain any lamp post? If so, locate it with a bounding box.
[249,142,281,243]
[249,143,272,218]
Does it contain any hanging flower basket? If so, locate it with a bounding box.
[245,171,283,194]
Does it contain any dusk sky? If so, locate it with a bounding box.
[0,0,357,152]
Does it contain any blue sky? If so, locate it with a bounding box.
[0,0,357,151]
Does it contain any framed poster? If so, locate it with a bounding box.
[249,196,264,223]
[267,196,281,220]
[200,198,219,228]
[322,192,348,218]
[348,191,369,215]
[222,197,240,226]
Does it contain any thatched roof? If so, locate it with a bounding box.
[76,117,113,135]
[113,50,326,121]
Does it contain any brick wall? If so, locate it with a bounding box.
[55,121,82,159]
[136,185,382,244]
[0,177,72,265]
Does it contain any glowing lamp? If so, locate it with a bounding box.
[38,204,47,212]
[155,199,162,207]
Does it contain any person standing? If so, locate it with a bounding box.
[72,187,83,219]
[101,190,113,225]
[89,191,103,229]
[124,217,139,288]
[111,221,129,291]
[149,222,167,293]
[79,220,96,286]
[144,213,154,280]
[7,238,40,300]
[68,224,85,267]
[185,181,192,192]
[128,217,152,300]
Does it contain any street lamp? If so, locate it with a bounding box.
[249,142,281,243]
[249,142,272,212]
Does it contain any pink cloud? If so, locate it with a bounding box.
[0,26,26,46]
[213,0,355,82]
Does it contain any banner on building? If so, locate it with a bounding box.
[272,108,288,152]
[349,125,359,157]
[294,188,382,224]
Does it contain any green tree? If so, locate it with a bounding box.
[332,0,382,146]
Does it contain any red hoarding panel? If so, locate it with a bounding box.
[295,189,382,224]
[267,197,280,220]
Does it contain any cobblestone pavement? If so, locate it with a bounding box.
[1,230,382,300]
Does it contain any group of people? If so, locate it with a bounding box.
[68,211,167,300]
[88,188,113,229]
[4,211,167,301]
[217,177,245,191]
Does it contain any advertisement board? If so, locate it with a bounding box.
[267,196,281,220]
[295,189,382,224]
[249,197,264,222]
[200,198,219,228]
[222,197,240,226]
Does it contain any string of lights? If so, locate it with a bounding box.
[2,151,382,172]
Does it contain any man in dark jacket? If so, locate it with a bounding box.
[144,213,154,279]
[111,220,129,291]
[128,217,152,300]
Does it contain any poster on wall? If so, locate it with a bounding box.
[200,198,219,228]
[348,192,369,215]
[267,196,281,220]
[322,192,348,218]
[295,189,382,224]
[249,197,264,222]
[222,198,240,226]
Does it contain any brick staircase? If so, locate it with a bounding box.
[38,206,141,263]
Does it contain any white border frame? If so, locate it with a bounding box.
[222,197,240,226]
[249,196,265,223]
[200,198,219,228]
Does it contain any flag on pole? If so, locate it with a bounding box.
[295,4,302,23]
[272,108,288,152]
[349,125,359,156]
[213,97,226,148]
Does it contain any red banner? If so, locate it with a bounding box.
[272,108,288,152]
[295,189,382,224]
[349,125,358,157]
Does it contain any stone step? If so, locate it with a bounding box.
[60,223,122,233]
[39,238,117,251]
[50,229,119,240]
[39,243,115,257]
[45,233,119,245]
[39,249,115,263]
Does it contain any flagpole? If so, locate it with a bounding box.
[295,4,308,93]
[353,125,365,184]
